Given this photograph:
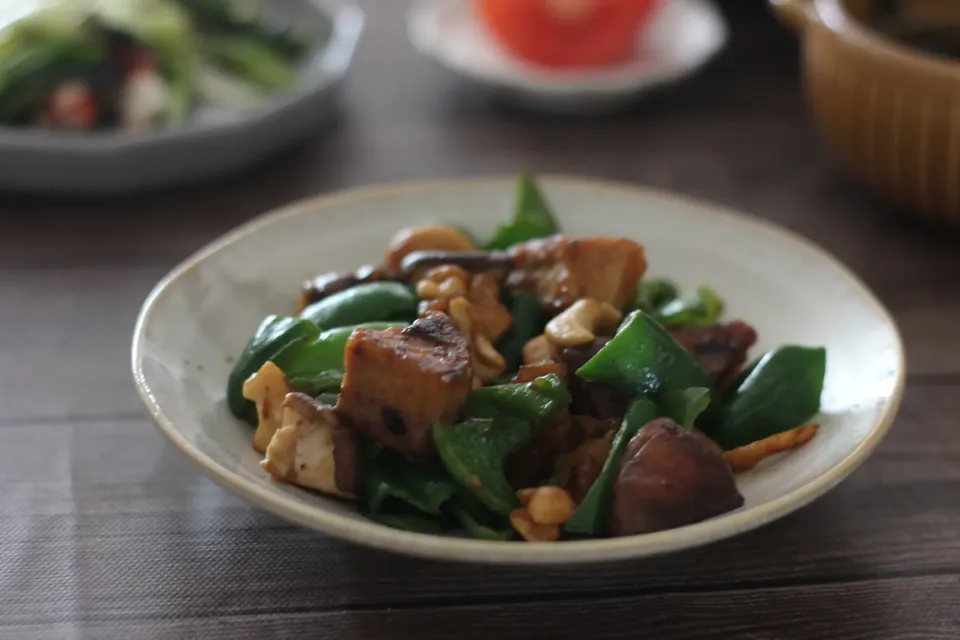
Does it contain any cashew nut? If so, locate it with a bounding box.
[468,274,513,342]
[517,486,576,526]
[509,508,560,542]
[448,297,506,383]
[522,334,559,365]
[415,264,470,301]
[242,361,291,453]
[386,226,475,274]
[545,298,622,347]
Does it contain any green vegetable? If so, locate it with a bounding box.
[634,279,679,313]
[464,374,570,428]
[363,447,457,516]
[565,398,659,536]
[656,285,725,328]
[495,292,544,373]
[299,282,417,330]
[449,491,514,541]
[371,511,445,535]
[486,173,561,250]
[226,315,320,423]
[659,387,712,429]
[275,321,407,379]
[710,346,827,450]
[286,371,343,397]
[433,417,536,515]
[577,310,711,397]
[201,33,295,92]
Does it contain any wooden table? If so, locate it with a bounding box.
[2,3,958,638]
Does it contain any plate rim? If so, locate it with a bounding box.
[406,0,729,98]
[131,175,906,565]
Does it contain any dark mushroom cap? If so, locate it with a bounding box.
[609,418,744,536]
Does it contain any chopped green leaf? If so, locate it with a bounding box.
[362,446,457,516]
[659,387,712,429]
[433,417,535,515]
[656,285,725,328]
[634,279,679,313]
[485,173,561,250]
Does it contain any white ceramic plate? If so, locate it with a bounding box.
[132,177,905,565]
[0,0,363,194]
[407,0,728,114]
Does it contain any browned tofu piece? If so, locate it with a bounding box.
[507,235,647,313]
[336,311,472,458]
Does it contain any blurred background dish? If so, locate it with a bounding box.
[407,0,728,114]
[773,0,960,229]
[0,0,363,194]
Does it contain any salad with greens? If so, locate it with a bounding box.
[0,0,323,132]
[227,173,827,542]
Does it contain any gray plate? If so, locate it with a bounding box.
[0,0,363,194]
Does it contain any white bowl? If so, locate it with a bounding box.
[132,176,905,565]
[0,0,363,194]
[407,0,728,114]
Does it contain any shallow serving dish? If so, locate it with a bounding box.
[132,176,905,565]
[0,0,363,195]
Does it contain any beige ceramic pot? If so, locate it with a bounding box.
[771,0,960,228]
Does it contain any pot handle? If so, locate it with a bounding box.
[769,0,811,33]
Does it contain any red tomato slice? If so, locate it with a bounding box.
[476,0,662,69]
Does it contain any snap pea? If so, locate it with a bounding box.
[577,310,712,397]
[656,285,725,328]
[299,282,417,330]
[433,416,536,515]
[226,315,320,423]
[464,374,570,428]
[275,321,408,379]
[565,398,660,536]
[495,292,545,373]
[633,279,679,313]
[485,172,561,250]
[710,345,827,450]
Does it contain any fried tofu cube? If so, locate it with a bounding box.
[508,235,647,313]
[336,311,473,458]
[261,393,361,499]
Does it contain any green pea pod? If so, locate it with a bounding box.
[226,315,320,423]
[633,278,680,313]
[656,285,725,328]
[275,321,408,379]
[433,417,535,515]
[565,398,660,536]
[659,387,712,430]
[577,310,712,397]
[485,172,561,250]
[363,445,457,516]
[299,283,417,330]
[710,346,827,450]
[495,292,545,373]
[464,374,570,428]
[448,490,514,541]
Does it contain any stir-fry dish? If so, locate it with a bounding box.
[0,0,321,132]
[227,174,828,542]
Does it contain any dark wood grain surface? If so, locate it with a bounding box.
[2,2,959,639]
